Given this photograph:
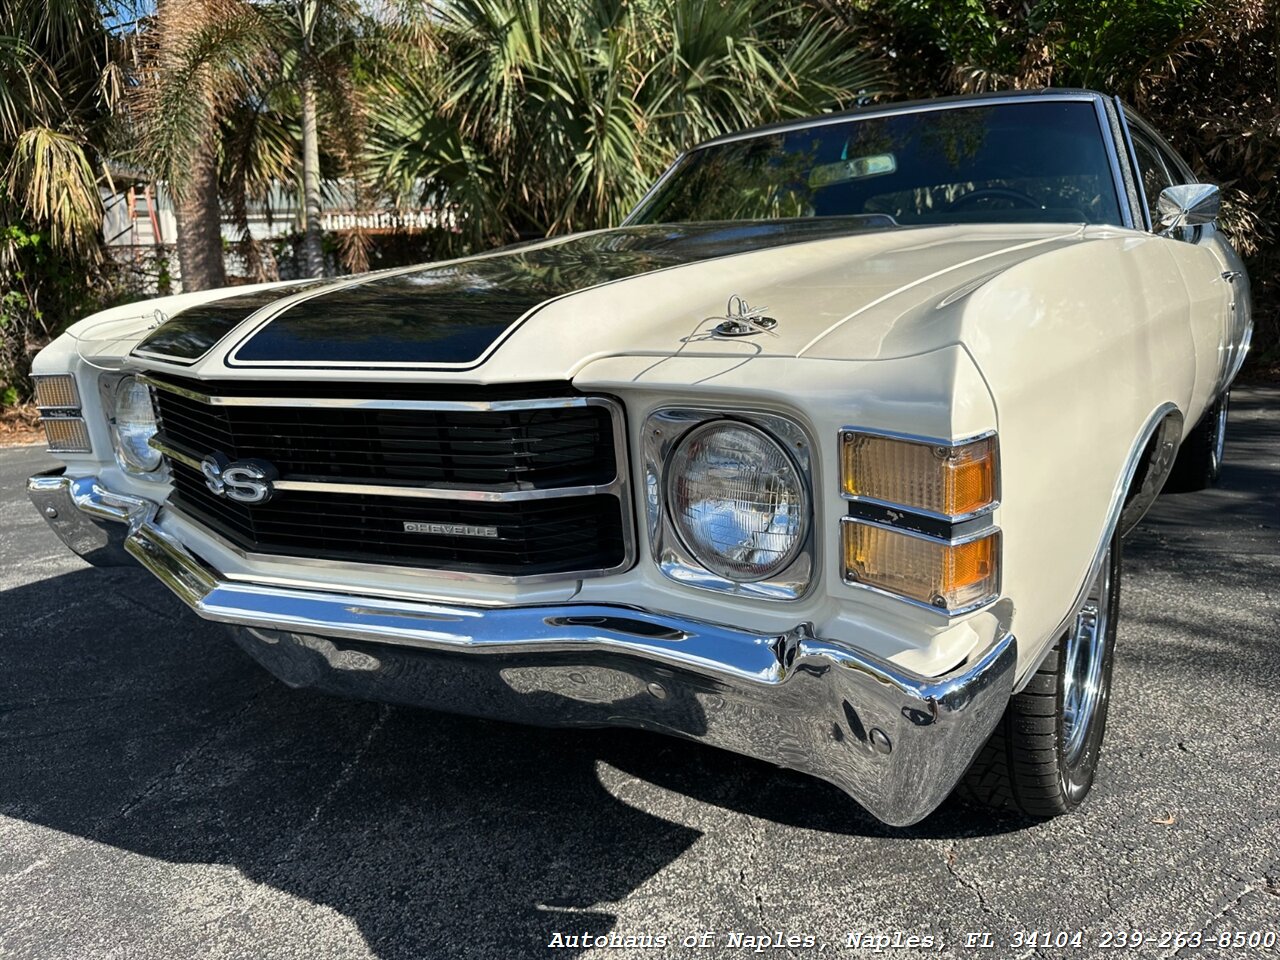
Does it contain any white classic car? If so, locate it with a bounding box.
[27,89,1251,826]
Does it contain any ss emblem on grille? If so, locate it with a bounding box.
[200,452,278,505]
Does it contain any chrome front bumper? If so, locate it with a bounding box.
[27,469,1016,826]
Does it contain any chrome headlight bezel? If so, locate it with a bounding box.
[102,373,166,477]
[643,407,814,601]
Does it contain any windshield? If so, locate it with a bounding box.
[630,100,1124,228]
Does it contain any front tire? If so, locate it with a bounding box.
[960,532,1121,818]
[1166,392,1229,492]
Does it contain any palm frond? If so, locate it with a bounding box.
[4,125,102,254]
[0,35,64,142]
[130,0,278,194]
[364,0,889,247]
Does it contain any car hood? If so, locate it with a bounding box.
[112,220,1091,382]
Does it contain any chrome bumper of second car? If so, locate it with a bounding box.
[26,468,1017,827]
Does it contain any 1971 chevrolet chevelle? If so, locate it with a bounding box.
[27,89,1251,826]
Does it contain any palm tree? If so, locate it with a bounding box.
[132,0,371,283]
[266,0,371,275]
[1,0,117,258]
[366,0,886,252]
[1,0,119,400]
[146,0,228,290]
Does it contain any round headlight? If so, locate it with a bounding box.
[666,420,808,582]
[113,375,162,473]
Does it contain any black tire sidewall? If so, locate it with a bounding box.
[1168,392,1229,492]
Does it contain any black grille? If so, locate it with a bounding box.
[150,375,629,577]
[152,376,616,489]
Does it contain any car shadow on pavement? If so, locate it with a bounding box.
[1,562,1030,959]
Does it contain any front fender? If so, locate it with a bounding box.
[960,233,1194,679]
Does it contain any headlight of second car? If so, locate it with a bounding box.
[666,420,808,582]
[112,375,163,473]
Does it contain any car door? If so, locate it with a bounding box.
[1125,113,1245,416]
[1151,136,1252,391]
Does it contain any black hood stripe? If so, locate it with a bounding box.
[135,219,890,370]
[132,281,332,364]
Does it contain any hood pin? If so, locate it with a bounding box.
[710,295,778,338]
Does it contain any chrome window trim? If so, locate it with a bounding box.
[838,426,1001,523]
[626,92,1136,230]
[1123,107,1197,184]
[643,407,816,601]
[1126,124,1181,235]
[684,92,1104,149]
[839,515,1002,618]
[1091,96,1137,230]
[1114,102,1154,232]
[621,150,689,227]
[1119,104,1205,244]
[148,391,637,585]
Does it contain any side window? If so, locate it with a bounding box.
[1156,139,1195,186]
[1131,134,1175,229]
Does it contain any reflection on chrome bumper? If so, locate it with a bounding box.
[27,469,1017,826]
[27,469,138,566]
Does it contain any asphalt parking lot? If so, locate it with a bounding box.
[1,389,1278,960]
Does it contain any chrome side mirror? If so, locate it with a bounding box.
[1156,183,1220,233]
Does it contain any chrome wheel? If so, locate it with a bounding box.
[1209,396,1229,476]
[962,532,1120,817]
[1062,552,1113,765]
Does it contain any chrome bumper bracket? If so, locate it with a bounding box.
[27,469,139,567]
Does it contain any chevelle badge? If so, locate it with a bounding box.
[403,522,500,538]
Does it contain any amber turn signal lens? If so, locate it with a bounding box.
[42,417,92,453]
[842,520,1000,612]
[841,432,997,519]
[33,374,80,410]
